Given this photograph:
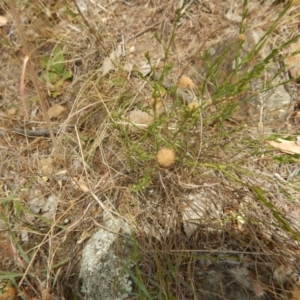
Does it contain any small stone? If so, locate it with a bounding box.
[127,109,154,132]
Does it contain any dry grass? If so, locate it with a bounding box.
[1,0,300,299]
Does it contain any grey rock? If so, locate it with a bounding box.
[80,218,133,300]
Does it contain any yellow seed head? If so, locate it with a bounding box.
[178,75,196,90]
[237,34,245,41]
[188,101,199,110]
[156,148,175,167]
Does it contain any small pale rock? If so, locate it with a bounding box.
[127,109,154,132]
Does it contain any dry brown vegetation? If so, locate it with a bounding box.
[1,0,300,299]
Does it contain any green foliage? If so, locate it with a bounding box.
[40,45,72,97]
[132,172,152,193]
[252,186,300,241]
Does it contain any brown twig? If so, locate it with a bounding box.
[10,126,73,137]
[20,56,30,121]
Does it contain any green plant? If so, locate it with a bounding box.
[115,1,300,298]
[40,45,72,98]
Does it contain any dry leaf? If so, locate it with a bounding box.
[101,56,115,76]
[79,182,89,192]
[47,104,66,118]
[0,286,17,300]
[291,0,300,5]
[0,16,7,27]
[266,139,300,154]
[72,177,90,192]
[6,107,17,116]
[101,45,122,76]
[292,286,300,300]
[285,39,300,80]
[55,170,67,176]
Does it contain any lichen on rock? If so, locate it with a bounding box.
[80,218,133,300]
